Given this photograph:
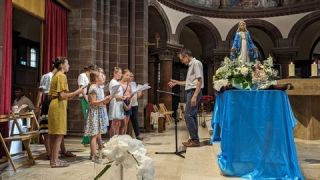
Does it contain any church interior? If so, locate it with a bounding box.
[0,0,320,179]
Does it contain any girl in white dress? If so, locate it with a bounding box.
[119,69,133,134]
[108,67,126,136]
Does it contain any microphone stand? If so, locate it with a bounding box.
[155,90,186,158]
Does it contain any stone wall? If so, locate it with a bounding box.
[66,0,148,134]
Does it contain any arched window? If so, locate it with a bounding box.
[30,48,37,68]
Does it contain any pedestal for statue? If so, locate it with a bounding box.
[279,79,320,140]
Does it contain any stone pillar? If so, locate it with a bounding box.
[158,49,174,110]
[148,56,157,104]
[206,59,214,96]
[134,0,148,127]
[272,47,298,78]
[66,0,113,134]
[102,0,110,78]
[212,48,229,73]
[94,0,111,77]
[129,0,135,72]
[66,0,98,134]
[109,0,121,69]
[119,0,129,67]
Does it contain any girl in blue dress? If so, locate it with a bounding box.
[85,70,112,162]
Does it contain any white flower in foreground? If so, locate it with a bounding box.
[137,156,155,180]
[102,135,155,179]
[103,136,135,168]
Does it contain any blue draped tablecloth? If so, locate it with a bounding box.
[211,90,304,179]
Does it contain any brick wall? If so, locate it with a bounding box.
[66,0,148,134]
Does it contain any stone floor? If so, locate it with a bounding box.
[0,121,189,180]
[1,114,320,180]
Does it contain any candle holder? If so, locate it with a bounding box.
[311,61,318,78]
[288,61,295,78]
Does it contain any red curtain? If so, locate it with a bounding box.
[43,0,68,73]
[0,0,12,157]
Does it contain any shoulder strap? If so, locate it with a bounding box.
[123,82,129,94]
[86,84,92,95]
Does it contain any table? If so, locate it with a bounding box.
[211,90,304,179]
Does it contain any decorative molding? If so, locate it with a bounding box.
[157,0,320,19]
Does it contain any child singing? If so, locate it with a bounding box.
[85,70,111,162]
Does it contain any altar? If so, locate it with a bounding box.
[211,90,303,179]
[279,78,320,140]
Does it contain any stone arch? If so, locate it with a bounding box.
[175,15,222,48]
[310,36,320,59]
[226,19,283,47]
[288,11,320,46]
[148,0,172,42]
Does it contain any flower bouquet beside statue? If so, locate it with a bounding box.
[213,55,278,92]
[213,21,285,92]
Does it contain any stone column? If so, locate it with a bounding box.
[129,0,135,72]
[272,47,298,78]
[66,0,98,134]
[148,56,157,104]
[109,0,121,69]
[134,0,148,127]
[206,59,214,96]
[119,0,129,67]
[65,0,114,134]
[158,49,174,110]
[212,48,229,73]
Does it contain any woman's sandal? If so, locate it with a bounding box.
[61,151,77,157]
[91,156,102,164]
[50,160,70,168]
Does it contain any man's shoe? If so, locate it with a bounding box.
[182,139,192,146]
[182,140,200,147]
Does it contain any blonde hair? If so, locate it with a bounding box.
[89,70,100,84]
[113,67,121,73]
[122,68,130,75]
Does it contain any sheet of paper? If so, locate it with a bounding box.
[131,83,151,95]
[110,84,121,97]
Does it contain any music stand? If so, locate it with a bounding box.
[155,90,186,158]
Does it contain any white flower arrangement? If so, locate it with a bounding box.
[95,135,155,180]
[213,55,278,92]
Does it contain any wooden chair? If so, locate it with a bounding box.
[151,104,166,132]
[0,111,39,171]
[158,103,175,123]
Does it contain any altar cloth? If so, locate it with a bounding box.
[211,90,304,179]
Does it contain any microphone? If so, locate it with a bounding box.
[156,90,180,97]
